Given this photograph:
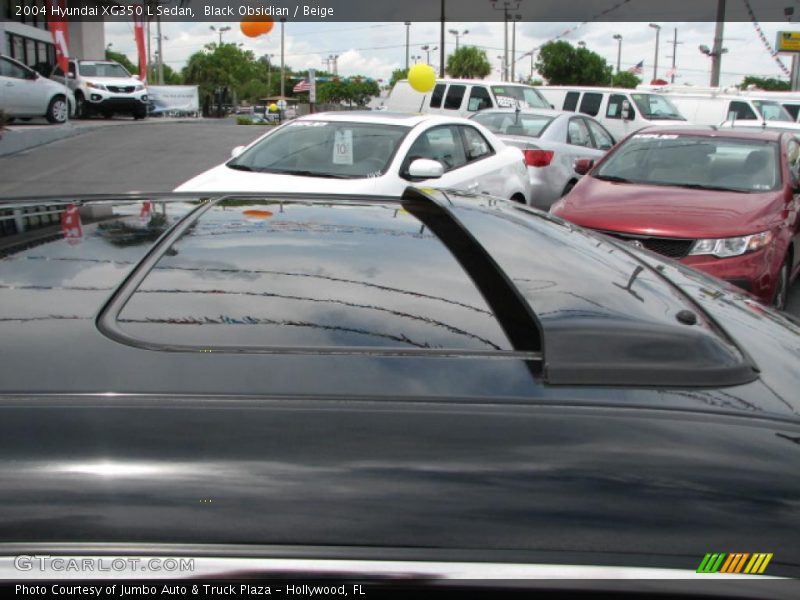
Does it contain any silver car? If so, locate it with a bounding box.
[0,55,74,124]
[470,108,615,210]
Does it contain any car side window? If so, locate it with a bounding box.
[68,62,76,77]
[579,93,603,117]
[467,86,492,111]
[586,119,615,150]
[729,101,757,121]
[430,83,446,108]
[606,94,635,120]
[444,85,466,110]
[0,57,29,80]
[404,125,468,173]
[460,126,494,162]
[786,138,800,185]
[567,118,592,147]
[563,91,579,111]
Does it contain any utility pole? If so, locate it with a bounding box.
[511,15,521,81]
[440,0,445,77]
[280,18,285,99]
[649,23,661,82]
[666,28,682,83]
[491,1,521,82]
[405,22,411,70]
[710,0,725,86]
[613,34,622,73]
[156,16,164,85]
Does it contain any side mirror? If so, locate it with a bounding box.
[230,145,246,158]
[408,158,444,179]
[67,72,76,79]
[573,158,595,175]
[621,100,632,121]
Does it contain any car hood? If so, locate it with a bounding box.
[557,176,782,238]
[175,163,383,195]
[81,76,141,86]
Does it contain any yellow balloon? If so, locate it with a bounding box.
[269,103,278,112]
[408,63,436,93]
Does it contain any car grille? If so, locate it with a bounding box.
[107,86,136,93]
[601,232,695,259]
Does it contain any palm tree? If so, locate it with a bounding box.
[446,46,492,79]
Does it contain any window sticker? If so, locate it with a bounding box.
[495,96,518,108]
[333,129,354,165]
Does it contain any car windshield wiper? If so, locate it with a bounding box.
[227,163,254,171]
[270,169,354,179]
[593,174,631,183]
[673,183,748,193]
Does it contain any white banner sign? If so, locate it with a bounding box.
[146,85,199,114]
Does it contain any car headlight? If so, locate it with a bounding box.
[689,230,774,258]
[134,85,145,92]
[86,81,106,90]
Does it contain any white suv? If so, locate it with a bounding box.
[51,59,148,120]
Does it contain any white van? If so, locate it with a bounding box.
[385,79,550,117]
[536,86,686,140]
[738,90,800,122]
[638,85,800,130]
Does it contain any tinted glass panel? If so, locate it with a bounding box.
[728,101,757,121]
[567,118,592,147]
[471,111,553,138]
[595,134,780,192]
[606,94,633,120]
[578,93,602,117]
[586,119,615,149]
[629,93,684,120]
[117,200,513,351]
[430,83,446,108]
[752,100,793,122]
[228,121,409,179]
[563,92,579,111]
[467,86,492,111]
[461,126,493,161]
[77,62,130,77]
[444,84,466,110]
[404,125,468,172]
[490,85,549,108]
[0,57,28,79]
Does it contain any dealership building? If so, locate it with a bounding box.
[1,0,105,73]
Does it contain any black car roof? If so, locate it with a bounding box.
[0,190,761,395]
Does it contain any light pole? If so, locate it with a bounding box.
[710,0,726,87]
[511,14,521,81]
[612,34,622,74]
[263,54,275,94]
[209,25,231,46]
[405,22,411,70]
[497,55,505,78]
[448,29,468,51]
[491,0,522,81]
[280,18,285,101]
[666,28,682,84]
[412,55,422,65]
[421,45,438,66]
[649,23,661,82]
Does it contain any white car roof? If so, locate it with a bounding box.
[300,111,478,127]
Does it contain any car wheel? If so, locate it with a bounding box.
[510,194,526,204]
[45,95,68,124]
[773,257,791,311]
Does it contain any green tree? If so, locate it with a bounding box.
[105,49,137,75]
[535,41,613,85]
[317,77,380,106]
[183,43,269,103]
[446,46,492,79]
[389,68,408,88]
[740,76,790,91]
[611,71,642,89]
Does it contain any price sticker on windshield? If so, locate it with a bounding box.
[333,130,353,165]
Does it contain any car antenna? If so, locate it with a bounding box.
[515,101,521,124]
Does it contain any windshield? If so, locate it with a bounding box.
[629,93,684,120]
[471,111,554,137]
[491,85,550,109]
[752,100,794,122]
[228,121,409,178]
[78,62,132,78]
[594,133,779,192]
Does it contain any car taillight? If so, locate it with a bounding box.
[523,149,554,167]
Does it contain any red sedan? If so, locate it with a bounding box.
[550,127,800,308]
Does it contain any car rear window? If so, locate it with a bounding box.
[113,199,514,352]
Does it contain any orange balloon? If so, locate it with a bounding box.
[240,17,273,38]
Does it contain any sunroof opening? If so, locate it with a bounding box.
[111,198,521,354]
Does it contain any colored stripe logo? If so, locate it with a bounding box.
[697,553,772,574]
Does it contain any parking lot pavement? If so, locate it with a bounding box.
[0,118,268,196]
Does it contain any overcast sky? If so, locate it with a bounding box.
[104,20,799,88]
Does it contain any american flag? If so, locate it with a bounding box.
[628,60,643,75]
[293,79,311,93]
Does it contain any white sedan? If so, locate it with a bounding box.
[1,55,74,123]
[176,112,531,203]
